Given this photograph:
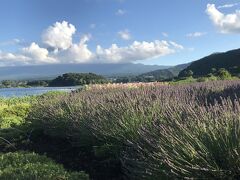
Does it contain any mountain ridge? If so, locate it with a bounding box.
[178,48,240,77]
[138,63,190,80]
[0,63,170,80]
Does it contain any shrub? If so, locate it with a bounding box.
[217,68,232,80]
[27,80,240,179]
[0,97,35,129]
[124,98,240,179]
[0,152,89,180]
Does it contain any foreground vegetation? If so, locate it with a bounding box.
[0,80,240,179]
[0,152,88,180]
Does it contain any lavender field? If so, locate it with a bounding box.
[2,0,240,179]
[7,80,235,179]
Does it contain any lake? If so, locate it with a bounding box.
[0,87,79,97]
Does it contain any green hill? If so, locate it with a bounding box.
[179,48,240,78]
[138,63,190,81]
[49,73,107,87]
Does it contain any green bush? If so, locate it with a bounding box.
[0,103,30,129]
[0,152,89,180]
[217,68,232,80]
[0,97,34,129]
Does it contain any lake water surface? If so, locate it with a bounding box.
[0,87,79,97]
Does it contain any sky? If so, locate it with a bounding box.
[0,0,240,66]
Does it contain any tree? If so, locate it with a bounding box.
[183,70,193,77]
[2,80,14,87]
[217,68,231,80]
[49,73,107,87]
[211,68,217,74]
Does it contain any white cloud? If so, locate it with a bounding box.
[116,9,126,16]
[95,40,183,63]
[0,50,30,66]
[0,21,184,66]
[206,4,240,33]
[0,42,56,66]
[218,3,239,9]
[42,21,76,50]
[169,41,184,49]
[22,42,56,63]
[118,29,131,40]
[162,32,168,37]
[57,34,93,63]
[0,51,29,61]
[186,32,207,37]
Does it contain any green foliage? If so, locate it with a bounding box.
[0,152,89,180]
[178,48,240,77]
[182,69,193,77]
[137,69,175,81]
[197,75,218,82]
[26,80,49,87]
[0,73,106,88]
[49,73,107,87]
[0,80,28,88]
[217,68,232,80]
[115,63,190,83]
[136,63,190,81]
[1,80,12,87]
[0,97,34,129]
[211,67,217,73]
[0,80,49,88]
[170,76,197,84]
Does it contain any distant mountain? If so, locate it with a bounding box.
[178,48,240,77]
[0,63,170,80]
[138,63,190,80]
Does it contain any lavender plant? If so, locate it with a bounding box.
[28,80,240,179]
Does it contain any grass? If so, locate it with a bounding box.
[0,81,240,179]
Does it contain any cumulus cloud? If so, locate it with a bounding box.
[22,42,56,63]
[42,21,76,50]
[0,51,29,61]
[57,34,93,63]
[118,29,131,40]
[186,32,207,37]
[206,4,240,33]
[95,40,183,63]
[116,9,126,16]
[0,21,184,66]
[0,50,30,66]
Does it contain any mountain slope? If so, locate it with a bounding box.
[138,63,190,80]
[178,48,240,77]
[0,63,170,80]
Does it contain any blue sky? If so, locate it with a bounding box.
[0,0,240,66]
